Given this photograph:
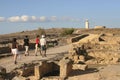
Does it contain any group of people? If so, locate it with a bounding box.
[34,35,47,57]
[11,35,47,64]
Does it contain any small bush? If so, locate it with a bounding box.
[61,28,74,36]
[38,27,46,35]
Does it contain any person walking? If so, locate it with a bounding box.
[35,35,41,56]
[11,38,19,64]
[23,35,29,56]
[40,35,47,57]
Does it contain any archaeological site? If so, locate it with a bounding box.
[0,28,120,80]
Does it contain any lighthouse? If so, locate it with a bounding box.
[85,19,89,29]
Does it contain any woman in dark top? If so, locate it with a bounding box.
[23,35,29,56]
[11,38,19,64]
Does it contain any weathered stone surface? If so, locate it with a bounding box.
[79,55,85,62]
[73,64,88,70]
[73,55,79,63]
[59,58,73,79]
[34,61,59,79]
[67,34,89,43]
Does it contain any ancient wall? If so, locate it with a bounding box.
[67,34,89,43]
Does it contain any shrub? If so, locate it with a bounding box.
[38,27,46,35]
[61,28,74,36]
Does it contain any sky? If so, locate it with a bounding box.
[0,0,120,34]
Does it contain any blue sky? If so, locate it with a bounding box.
[0,0,120,34]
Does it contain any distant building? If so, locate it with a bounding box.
[94,26,106,29]
[85,19,89,29]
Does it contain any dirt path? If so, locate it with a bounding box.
[0,44,72,72]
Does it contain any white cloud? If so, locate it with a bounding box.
[31,16,37,21]
[21,15,29,22]
[0,17,5,22]
[8,16,20,22]
[0,15,80,23]
[50,16,57,21]
[7,15,38,22]
[39,16,47,22]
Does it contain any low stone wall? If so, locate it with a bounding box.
[34,59,73,79]
[34,61,59,79]
[67,34,89,43]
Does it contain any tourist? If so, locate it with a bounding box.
[11,38,19,64]
[35,35,41,56]
[40,35,47,57]
[23,35,29,56]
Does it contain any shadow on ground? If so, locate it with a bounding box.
[69,68,99,77]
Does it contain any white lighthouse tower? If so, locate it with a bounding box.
[85,19,89,29]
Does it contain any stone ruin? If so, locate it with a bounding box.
[0,59,73,80]
[0,52,87,80]
[68,33,120,65]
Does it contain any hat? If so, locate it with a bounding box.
[42,35,45,38]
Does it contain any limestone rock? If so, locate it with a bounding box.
[73,64,88,70]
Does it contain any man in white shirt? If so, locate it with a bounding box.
[40,35,47,57]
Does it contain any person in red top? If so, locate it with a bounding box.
[35,35,41,56]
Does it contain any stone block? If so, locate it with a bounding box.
[34,65,41,80]
[69,50,76,56]
[68,54,74,60]
[59,59,73,79]
[79,55,85,62]
[111,57,119,63]
[34,61,60,79]
[73,64,88,70]
[73,55,79,61]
